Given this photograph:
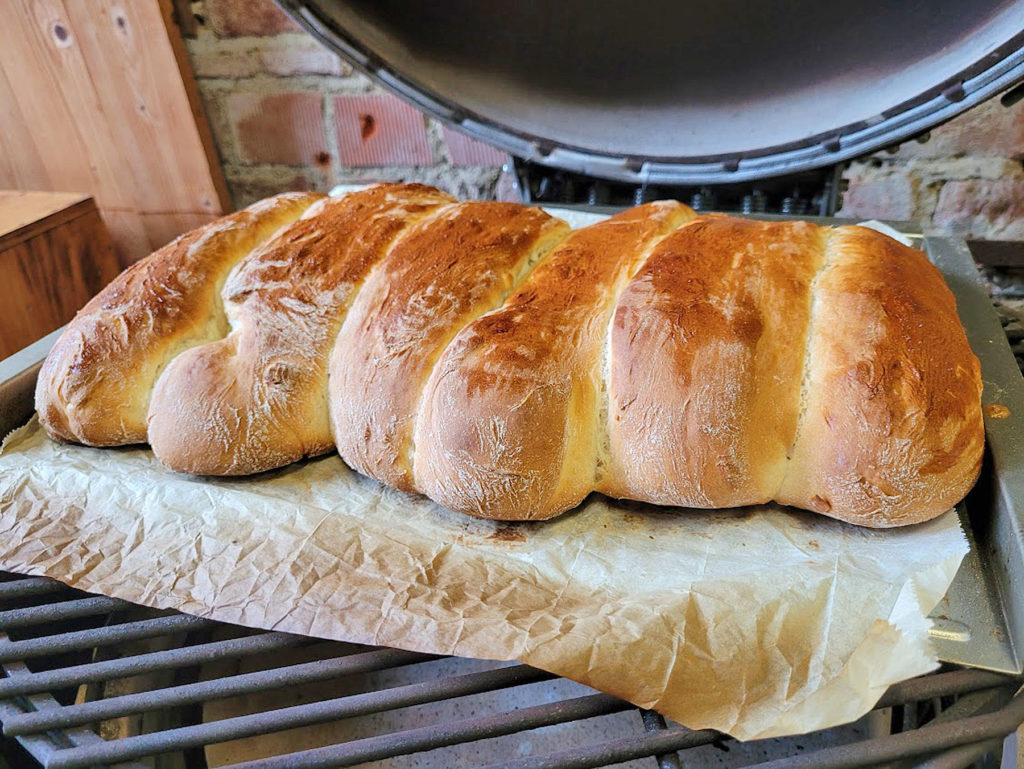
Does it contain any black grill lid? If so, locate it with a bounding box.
[281,0,1024,184]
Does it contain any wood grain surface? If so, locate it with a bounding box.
[0,0,230,267]
[0,191,120,358]
[0,190,91,248]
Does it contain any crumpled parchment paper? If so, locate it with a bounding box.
[0,417,966,739]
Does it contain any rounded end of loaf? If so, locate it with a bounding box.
[775,225,985,528]
[148,334,333,476]
[34,191,325,448]
[34,328,105,446]
[32,256,212,447]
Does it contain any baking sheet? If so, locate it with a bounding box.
[0,415,967,740]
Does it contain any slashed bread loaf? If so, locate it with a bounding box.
[414,201,696,519]
[148,184,456,475]
[35,184,984,527]
[36,192,323,446]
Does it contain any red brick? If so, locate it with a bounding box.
[442,126,506,167]
[227,92,326,165]
[932,178,1024,239]
[893,97,1024,160]
[206,0,299,37]
[333,94,433,166]
[836,169,917,221]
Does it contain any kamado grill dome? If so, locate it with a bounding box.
[279,0,1024,185]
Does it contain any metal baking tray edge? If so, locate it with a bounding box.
[0,231,1020,675]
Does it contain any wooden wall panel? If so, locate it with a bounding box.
[0,4,100,199]
[0,65,51,190]
[0,0,229,267]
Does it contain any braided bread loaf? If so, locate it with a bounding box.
[35,184,984,527]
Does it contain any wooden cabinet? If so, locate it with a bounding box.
[0,190,120,359]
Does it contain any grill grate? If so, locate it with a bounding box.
[1,572,1022,768]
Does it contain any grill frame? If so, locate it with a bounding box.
[1,571,1022,769]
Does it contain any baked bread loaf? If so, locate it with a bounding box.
[36,192,323,446]
[148,184,456,475]
[35,184,984,527]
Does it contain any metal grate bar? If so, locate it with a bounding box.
[0,596,133,629]
[876,669,1018,709]
[912,737,1005,769]
[747,689,1024,769]
[4,647,436,735]
[640,709,683,769]
[227,692,629,769]
[0,631,308,698]
[478,673,1022,769]
[488,687,1024,769]
[43,663,553,769]
[0,697,59,767]
[0,576,69,600]
[0,613,214,663]
[924,686,1015,725]
[890,688,1016,768]
[0,634,150,769]
[487,724,723,769]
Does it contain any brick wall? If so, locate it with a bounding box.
[837,96,1024,240]
[185,0,1022,240]
[185,0,507,209]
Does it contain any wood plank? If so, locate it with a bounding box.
[0,191,92,249]
[156,0,232,212]
[0,0,230,265]
[62,0,227,216]
[0,198,120,358]
[169,0,198,38]
[0,65,51,191]
[0,2,100,199]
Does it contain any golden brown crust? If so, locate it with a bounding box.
[776,226,984,526]
[600,217,826,508]
[34,183,984,527]
[148,184,455,475]
[35,192,322,446]
[331,201,570,490]
[413,201,696,520]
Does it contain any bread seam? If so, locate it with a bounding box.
[404,221,569,474]
[154,204,318,383]
[776,226,834,497]
[145,227,247,413]
[306,200,458,455]
[593,218,695,487]
[150,187,455,475]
